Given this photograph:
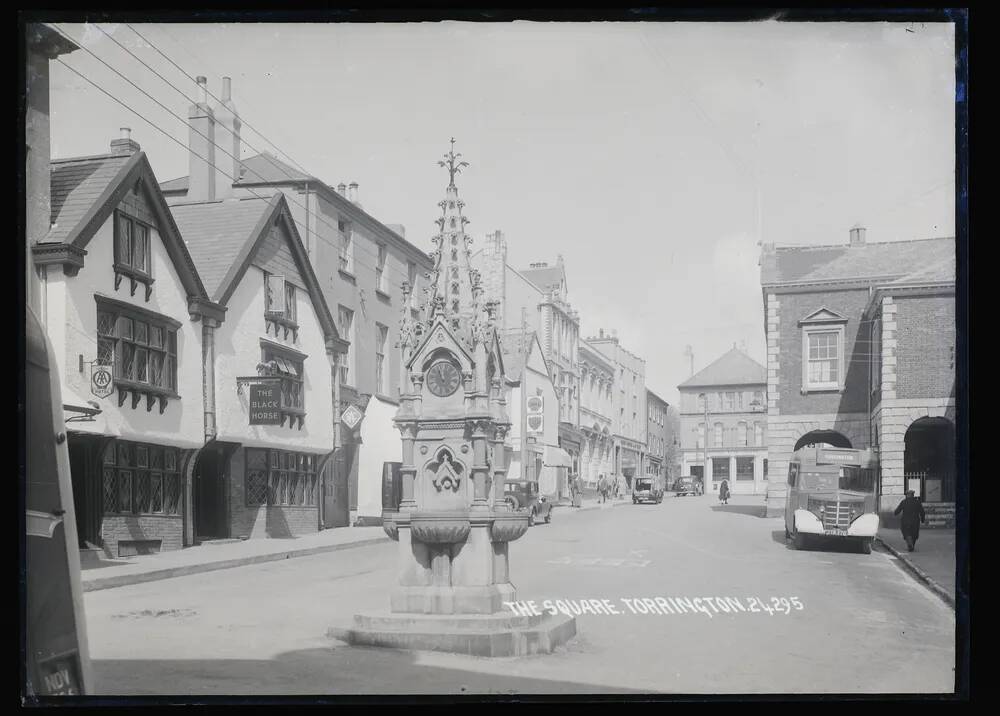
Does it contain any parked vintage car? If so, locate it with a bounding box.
[503,479,553,525]
[674,476,704,497]
[632,476,664,504]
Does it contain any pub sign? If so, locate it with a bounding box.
[249,383,282,425]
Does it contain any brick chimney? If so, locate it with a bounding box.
[212,76,241,200]
[348,182,359,204]
[187,76,216,202]
[849,224,867,246]
[337,183,347,196]
[110,127,140,156]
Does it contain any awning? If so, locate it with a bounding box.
[543,446,573,468]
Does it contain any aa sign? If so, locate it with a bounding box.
[91,365,113,398]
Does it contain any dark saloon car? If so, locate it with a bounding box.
[503,479,553,525]
[674,476,704,497]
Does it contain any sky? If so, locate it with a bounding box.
[48,20,956,405]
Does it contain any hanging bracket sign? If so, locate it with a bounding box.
[90,364,113,399]
[341,404,364,431]
[249,383,282,425]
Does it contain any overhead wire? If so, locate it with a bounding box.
[53,54,413,289]
[78,22,433,273]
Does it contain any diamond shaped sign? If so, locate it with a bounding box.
[341,404,364,430]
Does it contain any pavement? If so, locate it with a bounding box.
[80,526,390,592]
[83,494,955,695]
[80,497,633,592]
[875,527,957,608]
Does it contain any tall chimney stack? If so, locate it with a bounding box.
[337,183,347,197]
[213,76,241,200]
[348,182,359,204]
[849,224,867,246]
[187,75,216,202]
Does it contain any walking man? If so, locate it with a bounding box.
[893,490,926,552]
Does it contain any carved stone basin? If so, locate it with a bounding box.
[409,512,471,544]
[382,511,400,541]
[489,511,531,543]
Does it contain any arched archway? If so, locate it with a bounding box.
[794,430,852,452]
[904,417,955,503]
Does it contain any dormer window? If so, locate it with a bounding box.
[113,210,154,301]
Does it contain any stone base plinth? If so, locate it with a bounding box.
[390,583,515,615]
[329,611,577,658]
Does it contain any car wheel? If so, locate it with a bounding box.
[784,527,790,540]
[545,510,551,524]
[528,511,535,527]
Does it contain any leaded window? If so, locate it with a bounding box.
[95,300,179,409]
[245,448,317,507]
[113,210,154,300]
[102,440,182,515]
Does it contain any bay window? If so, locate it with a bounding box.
[113,210,154,300]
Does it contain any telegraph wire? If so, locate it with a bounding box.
[53,56,413,289]
[124,23,312,178]
[78,22,424,272]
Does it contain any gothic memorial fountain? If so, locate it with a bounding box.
[329,142,577,657]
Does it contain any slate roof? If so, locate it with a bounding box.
[500,329,538,382]
[519,265,564,292]
[47,154,133,244]
[888,252,956,285]
[760,237,954,286]
[169,196,275,301]
[677,348,766,389]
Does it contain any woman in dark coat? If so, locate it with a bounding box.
[718,479,730,505]
[893,490,926,551]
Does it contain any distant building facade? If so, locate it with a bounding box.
[645,389,670,482]
[472,232,583,482]
[587,330,647,490]
[578,340,615,493]
[760,227,956,524]
[677,347,768,495]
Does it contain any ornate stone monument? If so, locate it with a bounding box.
[329,141,576,657]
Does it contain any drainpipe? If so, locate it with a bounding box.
[203,318,218,441]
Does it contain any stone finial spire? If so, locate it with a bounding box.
[425,139,479,344]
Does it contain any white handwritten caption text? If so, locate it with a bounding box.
[504,597,804,619]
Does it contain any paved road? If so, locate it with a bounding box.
[84,495,954,695]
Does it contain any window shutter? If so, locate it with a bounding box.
[266,274,286,315]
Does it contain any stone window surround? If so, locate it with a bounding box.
[800,323,847,394]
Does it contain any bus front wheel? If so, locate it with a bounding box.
[859,538,873,554]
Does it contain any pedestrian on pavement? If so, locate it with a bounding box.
[719,479,730,505]
[597,474,607,504]
[893,490,926,552]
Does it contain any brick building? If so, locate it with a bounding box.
[760,227,956,523]
[677,347,769,495]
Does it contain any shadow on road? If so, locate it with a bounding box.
[91,645,649,696]
[709,504,767,518]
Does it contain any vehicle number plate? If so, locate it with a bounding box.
[824,529,848,536]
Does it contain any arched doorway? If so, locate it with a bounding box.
[794,430,852,452]
[904,418,955,503]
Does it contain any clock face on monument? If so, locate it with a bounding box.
[427,360,461,397]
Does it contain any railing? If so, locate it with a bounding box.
[904,470,956,503]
